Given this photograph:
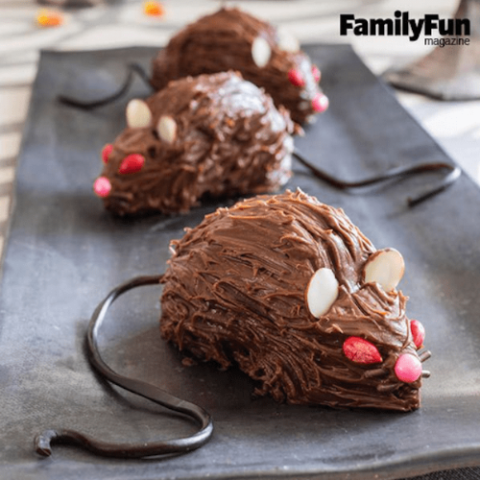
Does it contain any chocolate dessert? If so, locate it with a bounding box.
[93,71,296,216]
[150,7,328,125]
[160,190,430,411]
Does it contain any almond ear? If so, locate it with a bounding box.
[157,115,177,144]
[126,99,152,128]
[277,27,300,53]
[251,36,271,68]
[306,268,339,318]
[363,248,405,292]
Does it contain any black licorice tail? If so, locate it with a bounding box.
[58,63,153,110]
[293,149,461,207]
[34,274,214,459]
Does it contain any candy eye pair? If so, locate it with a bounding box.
[342,319,425,366]
[343,336,424,383]
[306,248,405,318]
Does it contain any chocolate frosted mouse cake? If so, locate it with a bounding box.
[160,190,430,411]
[150,7,328,125]
[33,190,430,459]
[94,71,297,216]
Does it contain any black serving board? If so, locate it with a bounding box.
[1,45,480,480]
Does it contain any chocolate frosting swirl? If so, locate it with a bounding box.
[150,7,326,125]
[160,190,426,411]
[98,71,295,216]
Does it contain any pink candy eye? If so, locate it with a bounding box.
[118,154,145,174]
[311,65,321,83]
[93,176,111,198]
[343,336,382,364]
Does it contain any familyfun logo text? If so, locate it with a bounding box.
[340,11,471,45]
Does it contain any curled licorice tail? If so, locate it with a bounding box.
[34,275,214,459]
[293,149,461,206]
[58,63,153,109]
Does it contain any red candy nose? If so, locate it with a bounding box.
[119,154,145,174]
[288,69,305,87]
[312,65,321,83]
[312,93,329,113]
[101,144,113,164]
[93,176,111,198]
[410,320,425,349]
[394,353,422,383]
[343,336,382,364]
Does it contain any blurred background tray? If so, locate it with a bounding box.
[1,45,480,480]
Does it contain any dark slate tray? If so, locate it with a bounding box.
[1,45,480,480]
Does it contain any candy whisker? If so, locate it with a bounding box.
[419,350,432,362]
[364,368,387,378]
[377,383,400,393]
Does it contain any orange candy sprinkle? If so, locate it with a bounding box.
[37,9,64,28]
[143,1,165,17]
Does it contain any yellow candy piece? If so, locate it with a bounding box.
[143,1,165,17]
[37,9,64,28]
